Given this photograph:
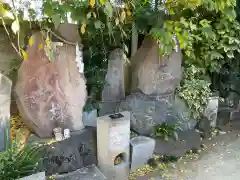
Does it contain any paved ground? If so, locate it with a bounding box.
[138,121,240,180]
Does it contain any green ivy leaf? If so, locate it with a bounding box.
[104,1,113,18]
[94,20,102,29]
[51,14,61,29]
[210,51,224,59]
[100,0,106,4]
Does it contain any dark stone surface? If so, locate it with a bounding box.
[196,117,211,139]
[154,130,201,157]
[98,101,120,116]
[217,107,232,126]
[118,92,174,135]
[230,111,240,121]
[119,93,196,135]
[42,127,97,175]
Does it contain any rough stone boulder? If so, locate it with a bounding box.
[118,93,173,135]
[131,36,182,95]
[15,32,87,138]
[118,93,196,135]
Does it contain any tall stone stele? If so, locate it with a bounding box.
[101,48,125,101]
[0,73,12,151]
[99,49,125,116]
[119,36,183,135]
[15,32,87,138]
[131,36,182,95]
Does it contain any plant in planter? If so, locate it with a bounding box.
[152,123,182,141]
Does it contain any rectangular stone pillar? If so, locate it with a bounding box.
[97,111,130,180]
[130,136,155,171]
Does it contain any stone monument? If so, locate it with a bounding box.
[99,49,125,116]
[119,36,195,135]
[97,111,130,180]
[0,73,12,151]
[15,32,87,138]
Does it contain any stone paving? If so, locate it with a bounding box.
[138,121,240,180]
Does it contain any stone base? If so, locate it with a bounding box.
[40,127,97,175]
[118,93,196,135]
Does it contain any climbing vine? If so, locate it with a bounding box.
[1,0,240,119]
[151,0,240,119]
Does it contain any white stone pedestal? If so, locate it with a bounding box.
[97,111,130,180]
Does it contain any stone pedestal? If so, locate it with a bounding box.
[97,111,130,180]
[130,136,155,171]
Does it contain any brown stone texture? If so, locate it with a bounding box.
[131,36,182,95]
[15,32,87,138]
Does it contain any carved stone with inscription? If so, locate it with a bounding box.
[0,73,12,151]
[131,36,182,95]
[101,49,125,102]
[42,128,97,175]
[97,111,130,180]
[15,32,87,137]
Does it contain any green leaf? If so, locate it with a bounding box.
[51,14,61,29]
[210,51,224,59]
[100,0,106,4]
[164,134,169,141]
[11,20,20,34]
[94,20,102,29]
[173,131,179,141]
[87,12,92,19]
[104,1,113,18]
[199,19,211,27]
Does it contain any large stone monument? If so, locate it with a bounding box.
[99,49,125,116]
[0,73,12,151]
[15,32,87,138]
[131,36,182,95]
[119,36,196,135]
